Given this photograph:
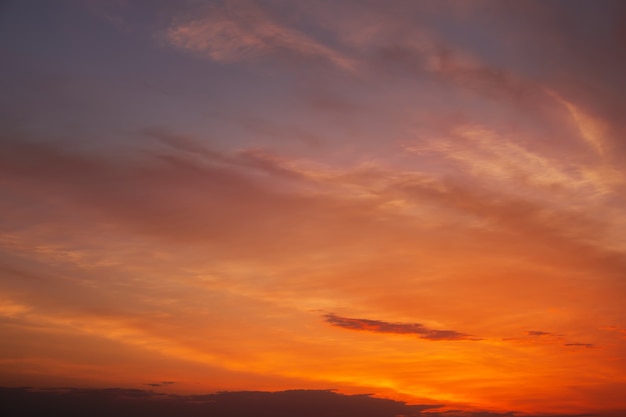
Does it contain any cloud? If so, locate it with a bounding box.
[548,91,609,156]
[323,314,476,341]
[145,128,307,181]
[376,41,543,106]
[166,0,356,71]
[298,1,549,107]
[0,387,443,417]
[371,159,626,284]
[564,343,595,349]
[145,381,176,387]
[0,135,325,256]
[506,332,599,351]
[526,331,557,337]
[1,387,614,417]
[402,124,622,199]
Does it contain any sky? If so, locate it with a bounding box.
[1,0,626,416]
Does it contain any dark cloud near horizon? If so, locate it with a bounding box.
[324,314,476,341]
[0,387,440,417]
[0,387,612,417]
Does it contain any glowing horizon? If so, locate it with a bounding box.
[1,1,625,415]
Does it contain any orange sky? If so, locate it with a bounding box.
[1,1,626,416]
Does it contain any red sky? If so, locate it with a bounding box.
[1,1,626,416]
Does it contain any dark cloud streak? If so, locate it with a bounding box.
[526,331,556,337]
[564,343,595,349]
[324,314,476,341]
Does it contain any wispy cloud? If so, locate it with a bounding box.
[549,91,609,157]
[403,124,622,200]
[145,128,307,181]
[166,0,356,71]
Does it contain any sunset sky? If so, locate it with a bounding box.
[1,1,626,415]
